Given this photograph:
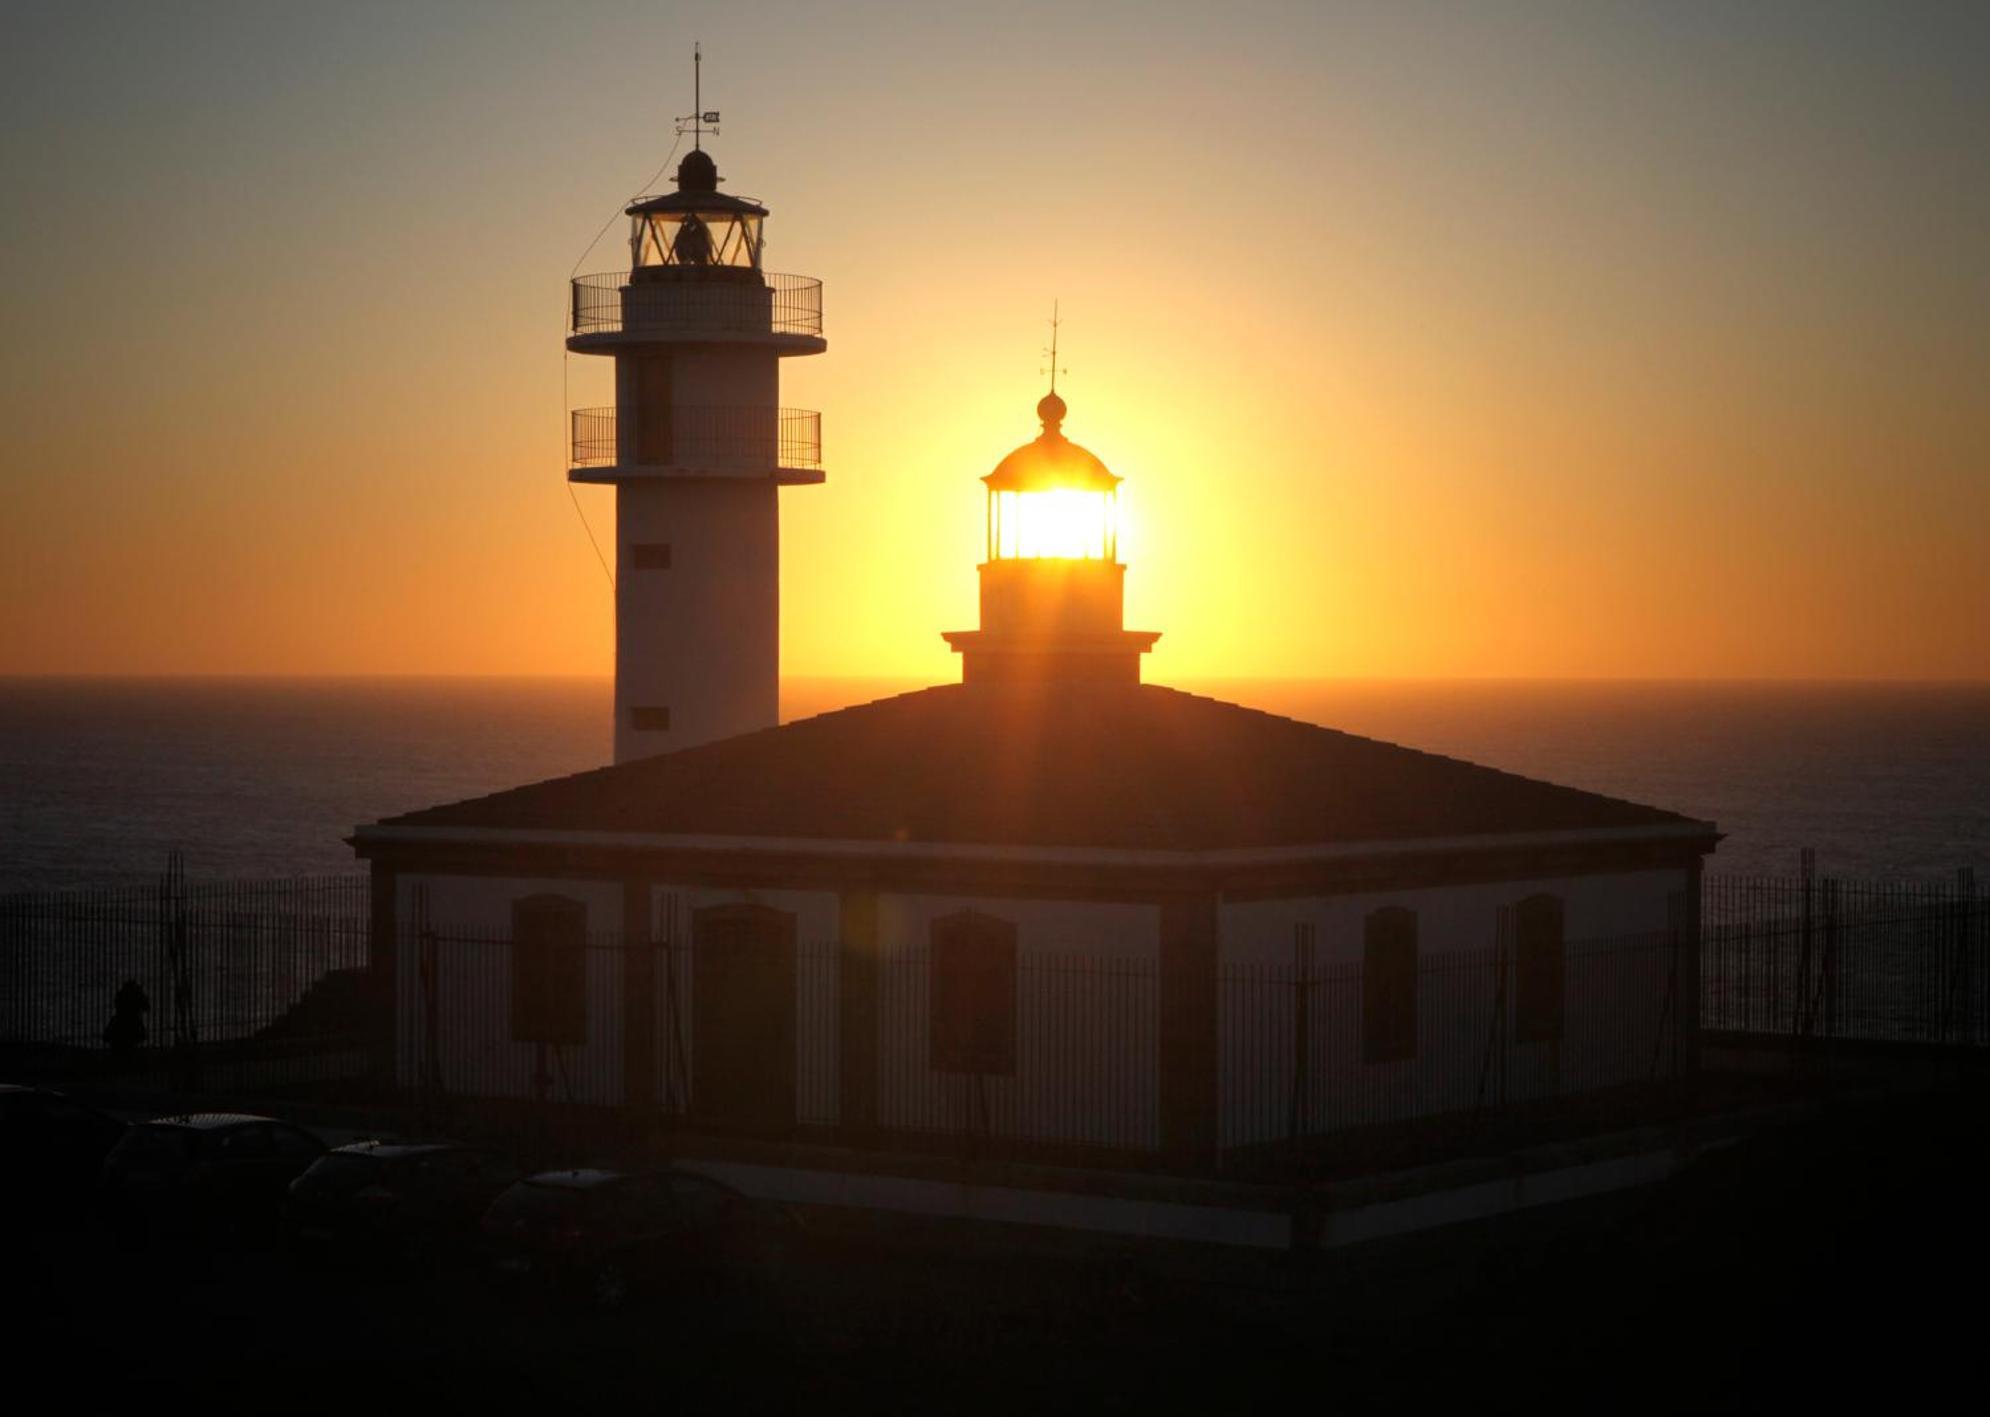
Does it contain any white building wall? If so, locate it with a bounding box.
[614,479,779,762]
[1215,867,1692,1148]
[393,873,627,1107]
[1219,867,1689,967]
[872,892,1162,1151]
[385,860,1689,1152]
[647,884,841,1126]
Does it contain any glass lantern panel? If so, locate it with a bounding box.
[634,212,764,270]
[994,489,1111,559]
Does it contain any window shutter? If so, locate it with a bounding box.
[510,894,588,1045]
[929,912,1019,1075]
[1363,906,1418,1064]
[1514,894,1566,1044]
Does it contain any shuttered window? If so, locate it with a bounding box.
[634,356,673,465]
[1514,894,1566,1044]
[1363,906,1418,1064]
[510,894,587,1045]
[929,912,1018,1075]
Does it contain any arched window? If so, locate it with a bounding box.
[510,894,587,1045]
[1514,894,1566,1044]
[930,911,1018,1075]
[1363,906,1418,1064]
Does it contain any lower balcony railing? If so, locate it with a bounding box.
[570,406,822,472]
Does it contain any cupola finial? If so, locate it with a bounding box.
[676,43,721,154]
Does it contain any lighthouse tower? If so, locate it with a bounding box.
[567,81,825,762]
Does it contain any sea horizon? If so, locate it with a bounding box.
[3,676,1985,894]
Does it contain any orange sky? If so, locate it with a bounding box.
[2,2,1985,681]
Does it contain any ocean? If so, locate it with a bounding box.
[1,677,1984,893]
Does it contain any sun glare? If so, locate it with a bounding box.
[994,489,1118,561]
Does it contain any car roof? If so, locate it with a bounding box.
[520,1165,737,1192]
[523,1167,627,1189]
[144,1112,282,1130]
[329,1140,476,1159]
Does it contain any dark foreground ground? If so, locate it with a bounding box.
[17,1084,1987,1414]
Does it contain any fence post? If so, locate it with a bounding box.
[1679,860,1702,1076]
[416,891,441,1131]
[366,859,398,1089]
[1822,877,1839,1043]
[1287,923,1314,1163]
[1158,893,1220,1171]
[1962,868,1979,1047]
[1477,908,1513,1117]
[838,888,880,1144]
[622,878,656,1124]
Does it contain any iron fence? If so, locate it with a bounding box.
[1702,867,1986,1046]
[876,943,1161,1152]
[4,860,1986,1159]
[568,270,823,340]
[1219,930,1682,1150]
[568,404,821,471]
[0,858,370,1090]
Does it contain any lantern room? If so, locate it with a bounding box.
[946,389,1157,685]
[627,148,766,279]
[983,392,1121,562]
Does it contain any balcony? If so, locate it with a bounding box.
[568,405,823,485]
[567,271,824,354]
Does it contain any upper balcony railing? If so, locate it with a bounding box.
[570,405,822,472]
[569,271,823,341]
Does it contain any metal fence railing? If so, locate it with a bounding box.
[568,404,821,471]
[1702,866,1986,1047]
[0,857,370,1092]
[568,270,823,340]
[4,859,1984,1159]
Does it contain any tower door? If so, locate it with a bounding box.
[691,904,797,1129]
[634,355,674,465]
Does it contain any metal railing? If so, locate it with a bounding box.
[1702,868,1987,1046]
[569,405,821,471]
[569,270,823,340]
[0,860,372,1092]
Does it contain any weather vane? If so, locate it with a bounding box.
[676,43,721,150]
[1041,300,1068,395]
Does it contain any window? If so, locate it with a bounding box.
[631,543,672,570]
[1514,894,1566,1044]
[270,1125,322,1161]
[630,706,671,732]
[929,912,1018,1075]
[667,1175,735,1224]
[510,894,588,1045]
[1363,906,1418,1064]
[218,1125,274,1161]
[635,355,673,464]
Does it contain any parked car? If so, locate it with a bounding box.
[99,1112,325,1245]
[481,1166,799,1309]
[0,1084,127,1212]
[287,1140,520,1259]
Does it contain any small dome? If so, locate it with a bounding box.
[676,148,719,193]
[985,394,1120,493]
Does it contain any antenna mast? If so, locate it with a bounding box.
[677,43,720,150]
[1042,300,1067,395]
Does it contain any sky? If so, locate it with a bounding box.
[1,0,1985,681]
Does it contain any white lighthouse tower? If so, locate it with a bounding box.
[567,68,825,762]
